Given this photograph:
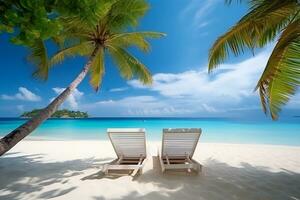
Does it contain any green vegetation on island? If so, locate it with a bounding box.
[21,109,88,118]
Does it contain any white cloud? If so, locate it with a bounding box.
[52,87,83,109]
[109,87,128,92]
[96,96,163,112]
[84,96,194,116]
[128,49,271,114]
[197,21,210,29]
[194,0,219,21]
[16,87,41,101]
[0,87,41,102]
[201,103,218,113]
[97,100,115,104]
[0,95,15,100]
[180,0,220,29]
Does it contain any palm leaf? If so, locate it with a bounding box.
[59,16,95,40]
[50,41,94,66]
[52,35,66,48]
[28,39,49,80]
[110,31,165,52]
[107,45,152,84]
[103,0,149,31]
[255,19,300,120]
[208,0,297,71]
[56,0,105,29]
[89,47,105,91]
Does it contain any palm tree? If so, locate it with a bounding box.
[208,0,300,120]
[0,0,165,156]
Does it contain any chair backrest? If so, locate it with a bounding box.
[107,128,146,158]
[162,128,201,158]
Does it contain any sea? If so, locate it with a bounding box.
[0,117,300,146]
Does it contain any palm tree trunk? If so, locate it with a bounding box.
[0,45,100,156]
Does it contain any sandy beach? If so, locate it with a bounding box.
[0,140,300,200]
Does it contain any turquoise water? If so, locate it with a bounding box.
[0,118,300,146]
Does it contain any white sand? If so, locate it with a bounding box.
[1,140,300,200]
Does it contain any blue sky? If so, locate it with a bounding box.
[0,0,299,119]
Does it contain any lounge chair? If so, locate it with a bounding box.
[104,128,147,177]
[158,128,202,174]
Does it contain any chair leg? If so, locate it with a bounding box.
[103,164,109,175]
[132,164,145,177]
[139,168,143,175]
[158,156,165,173]
[193,163,202,174]
[199,164,203,173]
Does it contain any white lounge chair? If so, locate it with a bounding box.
[158,128,202,174]
[104,128,147,177]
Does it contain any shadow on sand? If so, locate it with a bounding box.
[0,152,112,199]
[127,156,300,200]
[1,154,300,200]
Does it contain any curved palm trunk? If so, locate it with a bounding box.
[0,45,100,156]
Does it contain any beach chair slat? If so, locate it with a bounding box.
[108,128,146,158]
[162,129,201,157]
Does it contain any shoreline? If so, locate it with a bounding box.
[1,118,300,147]
[22,137,300,148]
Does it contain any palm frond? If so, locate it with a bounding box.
[52,35,66,48]
[27,39,49,80]
[103,0,149,31]
[89,47,105,91]
[50,41,94,66]
[107,45,152,84]
[55,0,108,28]
[109,31,165,52]
[249,1,299,47]
[256,19,300,119]
[208,0,298,71]
[59,16,95,39]
[93,0,117,21]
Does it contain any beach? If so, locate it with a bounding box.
[1,0,300,199]
[1,140,300,200]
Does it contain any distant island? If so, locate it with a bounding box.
[21,109,89,118]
